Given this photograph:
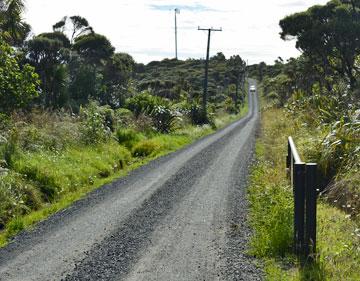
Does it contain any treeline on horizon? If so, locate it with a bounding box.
[0,0,247,121]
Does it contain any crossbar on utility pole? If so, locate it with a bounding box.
[198,26,222,122]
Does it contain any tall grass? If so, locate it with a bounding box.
[13,142,131,199]
[249,104,360,280]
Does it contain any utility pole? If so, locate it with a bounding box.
[198,27,222,122]
[174,8,180,59]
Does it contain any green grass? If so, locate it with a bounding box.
[14,142,132,198]
[248,105,360,281]
[0,102,249,247]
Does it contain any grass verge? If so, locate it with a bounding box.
[248,106,360,280]
[0,101,248,247]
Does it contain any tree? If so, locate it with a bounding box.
[53,15,93,43]
[69,16,93,43]
[102,53,135,107]
[52,17,67,33]
[26,32,70,107]
[258,62,267,82]
[263,74,293,106]
[0,40,39,113]
[227,55,246,110]
[280,0,360,89]
[73,33,114,65]
[211,52,226,62]
[0,0,30,46]
[68,57,103,107]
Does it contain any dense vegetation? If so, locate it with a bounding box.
[1,0,359,278]
[0,0,248,242]
[248,0,360,279]
[249,106,360,280]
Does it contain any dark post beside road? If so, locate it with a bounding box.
[198,27,222,122]
[287,137,318,263]
[305,163,317,261]
[294,162,306,255]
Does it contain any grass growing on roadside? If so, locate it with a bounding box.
[0,102,249,247]
[14,142,132,198]
[248,106,360,281]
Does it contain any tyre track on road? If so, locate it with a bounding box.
[0,81,261,281]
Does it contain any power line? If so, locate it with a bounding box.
[198,27,222,122]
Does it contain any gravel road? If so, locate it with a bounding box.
[0,81,262,281]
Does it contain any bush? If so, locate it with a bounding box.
[80,102,112,144]
[114,108,134,127]
[125,91,167,117]
[224,96,238,114]
[318,119,359,178]
[150,105,179,133]
[132,139,161,157]
[0,172,42,229]
[0,129,19,168]
[0,41,40,114]
[133,114,155,134]
[116,128,144,149]
[126,92,181,133]
[189,103,206,125]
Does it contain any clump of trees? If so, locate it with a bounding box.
[280,0,360,91]
[251,0,360,216]
[0,39,39,113]
[1,1,136,112]
[1,0,247,126]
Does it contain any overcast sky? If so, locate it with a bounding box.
[24,0,328,65]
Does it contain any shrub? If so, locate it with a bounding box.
[150,105,179,133]
[132,140,161,157]
[80,102,112,144]
[319,119,359,177]
[133,114,155,134]
[116,128,144,149]
[114,108,134,127]
[1,129,19,168]
[224,96,238,114]
[0,41,40,114]
[189,103,205,125]
[125,91,167,117]
[0,172,42,229]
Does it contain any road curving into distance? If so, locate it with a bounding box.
[0,80,262,281]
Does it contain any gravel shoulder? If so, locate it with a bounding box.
[0,83,262,281]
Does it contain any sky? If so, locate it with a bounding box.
[23,0,329,65]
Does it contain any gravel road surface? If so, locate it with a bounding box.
[0,82,262,281]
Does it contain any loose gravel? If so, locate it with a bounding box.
[0,82,262,281]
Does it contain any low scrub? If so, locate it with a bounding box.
[80,102,112,145]
[249,104,360,280]
[14,142,131,199]
[116,128,144,149]
[248,163,293,257]
[132,139,161,157]
[0,172,42,229]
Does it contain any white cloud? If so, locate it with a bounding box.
[24,0,328,64]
